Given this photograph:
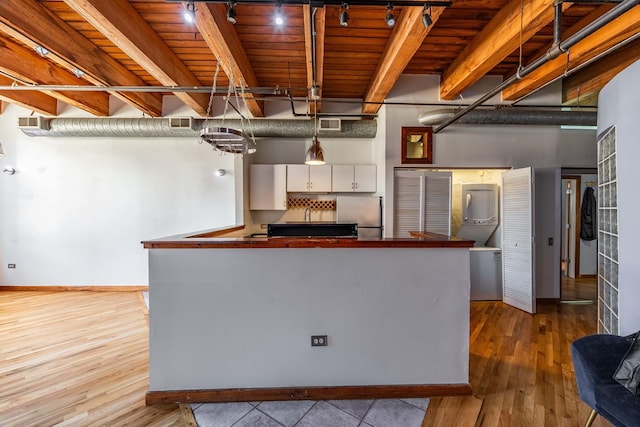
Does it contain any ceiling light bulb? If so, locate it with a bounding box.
[184,1,195,23]
[274,8,284,26]
[340,3,349,27]
[385,4,395,27]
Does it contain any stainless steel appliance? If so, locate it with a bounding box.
[336,196,383,238]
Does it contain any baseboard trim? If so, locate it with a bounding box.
[145,383,472,405]
[0,285,148,292]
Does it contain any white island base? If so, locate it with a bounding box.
[144,236,472,404]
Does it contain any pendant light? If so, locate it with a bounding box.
[305,100,325,165]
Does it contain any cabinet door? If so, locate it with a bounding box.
[332,165,355,192]
[287,164,310,192]
[250,164,287,210]
[309,165,332,192]
[354,165,377,192]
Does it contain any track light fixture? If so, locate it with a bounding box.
[274,3,284,26]
[385,3,395,27]
[34,45,50,56]
[183,0,195,23]
[339,3,350,27]
[227,1,237,24]
[71,68,85,78]
[422,4,432,28]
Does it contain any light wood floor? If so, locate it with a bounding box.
[423,300,610,427]
[562,276,598,302]
[1,291,609,427]
[0,291,184,426]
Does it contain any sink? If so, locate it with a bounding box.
[267,222,358,238]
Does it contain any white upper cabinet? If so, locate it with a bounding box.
[286,164,332,192]
[332,165,377,192]
[250,164,288,210]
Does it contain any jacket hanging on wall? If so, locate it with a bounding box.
[580,186,597,241]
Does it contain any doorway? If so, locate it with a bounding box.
[560,170,597,302]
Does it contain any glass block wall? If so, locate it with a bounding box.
[597,126,619,334]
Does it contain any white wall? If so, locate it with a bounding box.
[0,98,237,286]
[598,59,640,335]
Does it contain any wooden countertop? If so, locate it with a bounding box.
[142,225,474,249]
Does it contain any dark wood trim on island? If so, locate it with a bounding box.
[142,225,473,249]
[146,383,472,405]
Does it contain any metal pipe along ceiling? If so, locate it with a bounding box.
[418,108,597,126]
[18,117,378,138]
[432,0,640,133]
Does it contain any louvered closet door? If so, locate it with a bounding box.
[394,171,423,237]
[423,173,452,235]
[393,170,451,237]
[501,167,536,314]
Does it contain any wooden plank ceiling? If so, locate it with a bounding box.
[0,0,638,118]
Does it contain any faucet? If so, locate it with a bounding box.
[304,207,312,223]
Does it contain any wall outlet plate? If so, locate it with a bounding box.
[311,335,328,347]
[8,264,16,269]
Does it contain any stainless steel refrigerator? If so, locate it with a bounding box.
[336,196,383,238]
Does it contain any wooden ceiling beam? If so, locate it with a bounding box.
[0,0,162,117]
[304,5,326,114]
[361,6,444,115]
[440,0,560,100]
[0,36,110,116]
[62,0,210,116]
[0,76,58,116]
[502,6,640,101]
[195,4,264,117]
[563,37,640,105]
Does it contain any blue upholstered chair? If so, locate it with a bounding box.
[571,334,640,427]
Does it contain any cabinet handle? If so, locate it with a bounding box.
[355,182,359,189]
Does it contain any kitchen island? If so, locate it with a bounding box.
[143,226,474,404]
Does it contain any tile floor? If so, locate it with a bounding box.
[142,292,429,426]
[191,398,430,427]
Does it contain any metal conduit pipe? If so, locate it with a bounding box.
[18,117,378,138]
[418,108,597,126]
[433,0,640,133]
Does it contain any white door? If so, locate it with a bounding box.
[332,165,355,192]
[501,167,536,314]
[354,165,377,192]
[309,165,332,192]
[287,164,310,192]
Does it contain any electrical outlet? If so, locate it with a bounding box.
[8,264,16,269]
[311,335,328,347]
[260,224,267,229]
[548,237,554,246]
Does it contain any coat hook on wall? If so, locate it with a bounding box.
[3,166,16,175]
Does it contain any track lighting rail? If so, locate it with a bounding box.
[166,0,452,6]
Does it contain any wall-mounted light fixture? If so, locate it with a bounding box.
[340,3,350,27]
[184,0,196,23]
[385,3,395,27]
[3,166,16,175]
[215,169,226,176]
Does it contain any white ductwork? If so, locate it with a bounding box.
[418,108,597,127]
[18,117,378,139]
